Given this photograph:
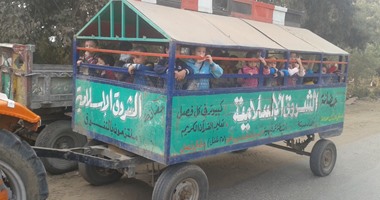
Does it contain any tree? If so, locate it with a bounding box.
[0,0,108,64]
[302,0,368,49]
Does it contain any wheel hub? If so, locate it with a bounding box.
[0,161,27,200]
[173,178,199,200]
[54,135,75,149]
[322,149,333,168]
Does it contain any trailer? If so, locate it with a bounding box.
[0,43,87,174]
[2,0,349,199]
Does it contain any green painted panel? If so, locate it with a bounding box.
[171,87,346,156]
[74,79,166,155]
[1,74,12,99]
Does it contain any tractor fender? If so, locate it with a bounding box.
[0,93,40,131]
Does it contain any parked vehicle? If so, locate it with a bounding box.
[31,0,349,199]
[0,43,87,174]
[0,92,49,200]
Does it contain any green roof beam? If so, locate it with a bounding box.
[123,0,170,39]
[98,15,101,37]
[136,14,139,38]
[121,3,126,38]
[76,0,113,36]
[110,1,114,37]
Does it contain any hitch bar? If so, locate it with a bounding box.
[33,145,151,169]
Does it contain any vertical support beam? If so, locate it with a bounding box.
[72,37,79,77]
[164,42,176,163]
[98,15,102,37]
[283,51,290,86]
[136,14,140,38]
[318,53,323,84]
[121,3,126,38]
[110,2,115,38]
[258,49,266,87]
[339,55,346,83]
[72,37,78,128]
[344,55,349,83]
[338,55,343,72]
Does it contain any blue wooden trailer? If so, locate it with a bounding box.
[36,0,350,199]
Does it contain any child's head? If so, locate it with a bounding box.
[229,55,239,68]
[193,46,206,56]
[245,50,260,68]
[97,54,115,66]
[164,45,182,55]
[290,52,297,60]
[267,56,277,68]
[193,46,207,62]
[114,60,126,81]
[132,46,148,64]
[321,66,327,74]
[289,52,300,69]
[84,40,98,56]
[84,40,97,48]
[218,52,230,67]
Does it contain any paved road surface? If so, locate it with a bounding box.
[47,100,380,200]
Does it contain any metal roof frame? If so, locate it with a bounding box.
[75,0,348,55]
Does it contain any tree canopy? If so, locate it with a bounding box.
[0,0,378,65]
[0,0,107,63]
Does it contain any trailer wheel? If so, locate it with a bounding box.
[35,120,87,175]
[78,139,123,186]
[310,139,337,177]
[152,163,208,200]
[0,129,49,200]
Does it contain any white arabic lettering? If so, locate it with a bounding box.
[233,90,319,130]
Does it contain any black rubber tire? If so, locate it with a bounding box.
[152,163,209,200]
[35,120,87,175]
[310,139,337,177]
[78,139,123,186]
[0,129,49,200]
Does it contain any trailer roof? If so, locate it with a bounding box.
[76,0,348,55]
[127,1,284,50]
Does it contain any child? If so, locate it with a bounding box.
[154,45,193,90]
[119,41,133,62]
[114,60,133,82]
[268,55,304,77]
[265,56,280,86]
[127,46,155,86]
[185,46,223,90]
[303,67,315,85]
[237,51,269,88]
[211,53,238,88]
[77,40,98,75]
[97,54,116,80]
[287,52,305,86]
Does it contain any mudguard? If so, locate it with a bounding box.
[0,93,41,131]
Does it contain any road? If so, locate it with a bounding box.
[47,99,380,200]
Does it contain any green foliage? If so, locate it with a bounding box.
[347,44,380,98]
[303,0,365,49]
[258,0,368,49]
[0,0,108,64]
[0,0,379,100]
[371,87,380,98]
[348,83,370,98]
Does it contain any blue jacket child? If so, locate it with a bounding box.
[185,47,223,90]
[154,57,194,90]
